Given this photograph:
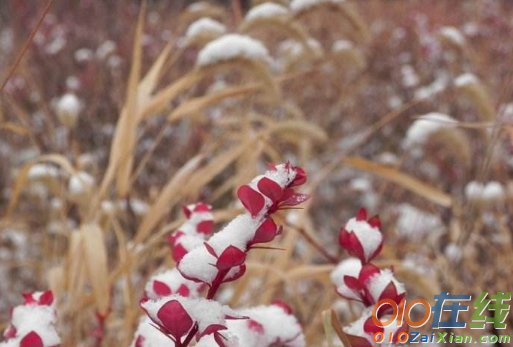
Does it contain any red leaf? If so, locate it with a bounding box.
[39,290,54,306]
[204,242,217,257]
[343,275,361,290]
[247,319,265,334]
[257,177,283,203]
[156,300,194,340]
[341,231,365,263]
[379,282,400,304]
[216,246,246,271]
[290,166,307,187]
[223,264,246,283]
[20,332,44,347]
[363,316,383,335]
[280,192,310,207]
[199,324,227,338]
[356,207,367,221]
[177,284,190,297]
[182,205,192,219]
[22,292,35,304]
[135,336,145,347]
[197,220,214,235]
[368,215,381,229]
[266,162,277,171]
[4,325,16,339]
[171,243,188,263]
[359,264,381,284]
[153,280,172,297]
[194,203,211,213]
[251,218,278,245]
[272,300,293,315]
[237,185,265,217]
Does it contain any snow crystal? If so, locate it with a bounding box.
[439,26,466,46]
[245,3,289,22]
[197,34,271,67]
[290,0,346,13]
[185,18,226,42]
[454,73,479,87]
[403,112,456,148]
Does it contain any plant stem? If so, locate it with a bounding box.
[295,226,340,264]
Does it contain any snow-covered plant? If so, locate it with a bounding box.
[0,291,60,347]
[331,208,408,346]
[132,163,308,347]
[55,93,81,129]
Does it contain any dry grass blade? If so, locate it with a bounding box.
[330,309,352,347]
[5,154,76,217]
[136,155,203,243]
[167,84,260,122]
[342,156,453,207]
[81,223,110,316]
[0,122,29,135]
[116,3,145,197]
[264,120,328,143]
[322,310,335,347]
[186,137,263,198]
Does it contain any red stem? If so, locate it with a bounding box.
[180,271,227,347]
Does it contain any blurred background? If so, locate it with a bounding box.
[1,0,512,346]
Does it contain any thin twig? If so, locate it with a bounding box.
[0,0,56,92]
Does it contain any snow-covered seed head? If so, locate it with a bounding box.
[339,208,383,264]
[196,34,272,67]
[465,181,505,206]
[184,18,226,46]
[56,93,81,129]
[438,26,466,47]
[68,171,95,203]
[243,3,290,24]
